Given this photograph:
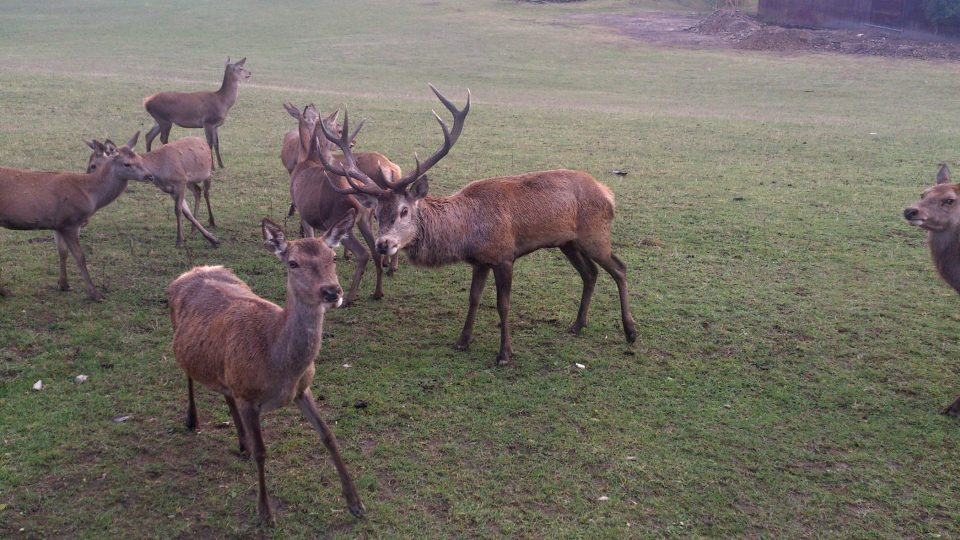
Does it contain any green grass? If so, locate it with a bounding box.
[1,0,960,537]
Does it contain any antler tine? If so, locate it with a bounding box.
[315,112,381,196]
[348,118,365,145]
[393,84,470,190]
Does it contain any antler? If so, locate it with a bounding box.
[318,84,470,192]
[316,113,382,196]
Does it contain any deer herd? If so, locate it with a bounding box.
[1,54,957,528]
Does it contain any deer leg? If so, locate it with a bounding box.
[943,395,960,417]
[203,179,215,228]
[237,400,274,527]
[585,250,638,343]
[185,377,198,431]
[357,217,383,300]
[203,125,219,169]
[187,183,202,233]
[560,243,598,335]
[295,388,365,518]
[212,126,224,169]
[159,121,172,145]
[388,253,399,276]
[301,220,315,238]
[340,232,369,306]
[53,230,70,291]
[492,262,514,366]
[61,226,103,302]
[145,121,161,152]
[224,395,247,456]
[172,191,186,247]
[179,199,220,246]
[455,264,490,351]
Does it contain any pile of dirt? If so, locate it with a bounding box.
[688,9,762,40]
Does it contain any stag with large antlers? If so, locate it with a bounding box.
[319,85,638,365]
[904,163,960,416]
[0,132,153,301]
[288,104,386,304]
[143,57,250,168]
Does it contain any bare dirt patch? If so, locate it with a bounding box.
[576,9,960,61]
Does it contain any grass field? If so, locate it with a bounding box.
[2,0,960,537]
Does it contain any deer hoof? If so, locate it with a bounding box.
[453,341,469,352]
[370,292,383,300]
[258,506,276,528]
[495,355,510,366]
[942,406,960,417]
[88,292,105,303]
[348,502,365,519]
[568,323,585,336]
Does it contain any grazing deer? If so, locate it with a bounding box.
[143,57,251,168]
[86,136,218,247]
[283,102,401,275]
[319,85,638,365]
[167,212,364,526]
[903,163,960,416]
[0,132,153,301]
[288,109,387,304]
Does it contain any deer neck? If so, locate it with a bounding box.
[84,163,130,211]
[216,70,239,109]
[273,291,326,373]
[929,228,960,295]
[297,122,314,164]
[404,195,468,267]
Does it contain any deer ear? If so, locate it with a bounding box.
[938,163,952,184]
[322,209,356,248]
[83,139,97,151]
[378,163,397,184]
[409,175,429,201]
[284,102,300,119]
[226,56,231,66]
[104,140,118,155]
[261,218,288,258]
[325,108,340,124]
[236,57,247,66]
[125,131,140,150]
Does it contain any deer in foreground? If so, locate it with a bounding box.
[903,163,960,416]
[289,108,386,304]
[167,211,364,526]
[319,85,638,365]
[283,102,401,275]
[0,132,152,301]
[86,136,218,247]
[143,57,251,168]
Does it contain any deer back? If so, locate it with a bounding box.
[142,137,213,184]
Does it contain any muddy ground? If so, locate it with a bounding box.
[575,9,960,61]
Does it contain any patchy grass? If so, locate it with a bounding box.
[1,0,960,537]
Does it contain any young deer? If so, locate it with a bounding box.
[289,109,387,304]
[86,136,218,247]
[167,211,364,526]
[903,163,960,416]
[143,57,251,168]
[283,103,401,274]
[0,132,152,301]
[319,85,638,365]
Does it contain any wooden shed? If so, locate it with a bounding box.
[757,0,931,33]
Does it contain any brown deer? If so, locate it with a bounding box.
[86,136,218,247]
[319,85,638,365]
[283,102,401,275]
[288,108,387,304]
[143,57,251,168]
[167,211,364,526]
[903,163,960,416]
[0,132,153,301]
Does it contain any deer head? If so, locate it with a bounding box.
[226,56,252,81]
[84,132,152,182]
[261,209,356,308]
[904,164,960,232]
[316,84,470,256]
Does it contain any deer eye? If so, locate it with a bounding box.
[945,199,956,206]
[89,165,96,171]
[123,162,131,168]
[400,207,409,218]
[288,260,300,269]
